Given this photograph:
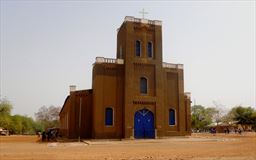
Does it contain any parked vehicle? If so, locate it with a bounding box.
[41,128,59,141]
[0,128,9,136]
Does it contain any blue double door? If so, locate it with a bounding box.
[134,109,155,139]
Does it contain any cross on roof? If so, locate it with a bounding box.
[139,8,148,19]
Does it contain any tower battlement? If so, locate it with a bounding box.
[124,16,162,26]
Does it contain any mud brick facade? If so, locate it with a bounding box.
[59,16,191,139]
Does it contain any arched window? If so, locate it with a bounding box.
[105,108,113,126]
[147,42,153,58]
[136,40,141,57]
[140,77,147,94]
[169,109,176,125]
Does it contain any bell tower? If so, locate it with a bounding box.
[116,16,165,138]
[116,16,163,63]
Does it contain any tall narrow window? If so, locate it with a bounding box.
[140,77,147,94]
[147,42,153,58]
[169,109,175,125]
[105,108,113,126]
[136,40,141,57]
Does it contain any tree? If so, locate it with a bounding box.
[0,98,44,134]
[10,115,37,134]
[222,107,237,124]
[0,99,13,131]
[212,101,225,125]
[192,105,212,129]
[35,105,61,130]
[191,105,223,130]
[232,106,255,124]
[11,115,23,134]
[0,98,13,115]
[0,114,12,130]
[222,106,256,131]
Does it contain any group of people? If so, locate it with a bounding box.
[224,127,243,134]
[209,127,243,135]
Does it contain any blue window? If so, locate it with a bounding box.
[140,77,147,94]
[169,109,175,125]
[105,108,113,126]
[147,42,153,57]
[136,40,141,57]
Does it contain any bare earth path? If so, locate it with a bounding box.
[1,133,256,160]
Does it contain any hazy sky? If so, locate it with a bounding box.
[0,0,255,118]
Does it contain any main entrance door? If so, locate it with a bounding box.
[134,109,155,139]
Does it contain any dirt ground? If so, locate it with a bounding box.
[0,133,256,160]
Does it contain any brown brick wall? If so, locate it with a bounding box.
[92,63,124,138]
[59,90,92,139]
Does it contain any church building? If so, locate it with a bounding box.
[59,16,191,139]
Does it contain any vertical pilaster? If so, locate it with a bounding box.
[124,22,135,138]
[154,25,164,137]
[178,69,185,133]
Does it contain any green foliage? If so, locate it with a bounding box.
[10,115,38,134]
[0,114,12,130]
[229,106,256,125]
[191,105,222,129]
[0,99,13,131]
[222,106,256,131]
[0,98,46,134]
[0,99,13,115]
[192,105,213,129]
[192,105,256,131]
[0,114,41,135]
